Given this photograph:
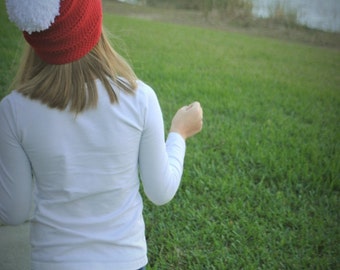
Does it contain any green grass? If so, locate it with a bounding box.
[106,15,340,269]
[1,2,339,269]
[0,5,23,98]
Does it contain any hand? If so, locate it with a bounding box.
[170,101,203,140]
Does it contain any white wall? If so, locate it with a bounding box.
[251,0,340,32]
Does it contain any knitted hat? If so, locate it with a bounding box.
[6,0,103,65]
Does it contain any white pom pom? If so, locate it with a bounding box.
[6,0,61,34]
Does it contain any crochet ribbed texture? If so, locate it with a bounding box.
[23,0,102,65]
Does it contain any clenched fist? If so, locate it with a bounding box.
[170,101,203,140]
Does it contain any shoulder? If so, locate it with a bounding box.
[0,91,40,119]
[136,80,154,94]
[0,91,21,113]
[112,78,159,107]
[0,92,24,134]
[135,80,159,105]
[107,77,158,103]
[1,91,30,108]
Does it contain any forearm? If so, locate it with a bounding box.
[139,132,185,206]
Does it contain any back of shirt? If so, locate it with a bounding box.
[0,79,186,270]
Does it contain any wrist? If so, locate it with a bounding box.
[169,128,187,140]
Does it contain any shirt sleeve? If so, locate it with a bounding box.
[0,96,33,225]
[138,89,186,205]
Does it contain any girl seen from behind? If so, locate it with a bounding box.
[0,1,203,269]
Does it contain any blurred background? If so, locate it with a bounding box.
[118,0,340,32]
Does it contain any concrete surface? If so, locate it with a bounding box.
[0,222,31,270]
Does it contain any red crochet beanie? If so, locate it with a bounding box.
[6,0,102,65]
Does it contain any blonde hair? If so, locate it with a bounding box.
[12,29,137,113]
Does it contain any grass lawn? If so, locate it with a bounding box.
[1,2,339,269]
[0,4,24,97]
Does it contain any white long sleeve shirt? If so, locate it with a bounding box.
[0,79,186,270]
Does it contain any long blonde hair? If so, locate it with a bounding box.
[12,29,137,113]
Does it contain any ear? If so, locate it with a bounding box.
[5,0,61,34]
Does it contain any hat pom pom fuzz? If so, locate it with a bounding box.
[6,0,61,34]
